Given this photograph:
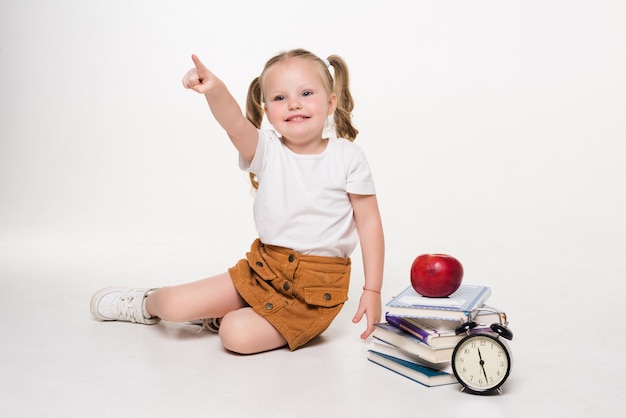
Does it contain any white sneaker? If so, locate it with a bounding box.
[188,318,221,333]
[90,287,160,325]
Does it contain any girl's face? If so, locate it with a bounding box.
[263,58,336,154]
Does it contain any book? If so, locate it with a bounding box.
[369,340,450,371]
[372,322,454,364]
[385,284,491,320]
[367,349,458,387]
[388,305,506,329]
[385,305,505,348]
[385,314,465,348]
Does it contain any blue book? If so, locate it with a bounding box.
[367,349,458,387]
[385,284,491,320]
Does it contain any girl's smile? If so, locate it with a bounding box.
[285,114,310,122]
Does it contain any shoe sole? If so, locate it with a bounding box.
[90,287,129,321]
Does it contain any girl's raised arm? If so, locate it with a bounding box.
[183,54,258,162]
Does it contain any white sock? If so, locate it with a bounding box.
[142,289,156,319]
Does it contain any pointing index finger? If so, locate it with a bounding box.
[191,54,207,72]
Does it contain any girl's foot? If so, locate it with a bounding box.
[189,317,222,333]
[90,287,160,325]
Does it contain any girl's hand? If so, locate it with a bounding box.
[352,289,382,340]
[182,54,219,94]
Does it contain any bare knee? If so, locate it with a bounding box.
[219,311,287,355]
[219,313,255,354]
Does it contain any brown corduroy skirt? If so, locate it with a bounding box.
[229,239,351,350]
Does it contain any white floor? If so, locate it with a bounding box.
[1,225,624,418]
[2,1,625,417]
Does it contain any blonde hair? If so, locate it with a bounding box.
[245,48,358,188]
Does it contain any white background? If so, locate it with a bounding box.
[1,1,625,417]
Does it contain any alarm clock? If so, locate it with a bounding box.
[451,307,513,395]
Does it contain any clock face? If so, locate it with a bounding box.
[452,333,511,393]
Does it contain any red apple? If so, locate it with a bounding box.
[410,254,464,297]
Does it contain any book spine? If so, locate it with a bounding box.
[388,309,471,321]
[403,317,445,337]
[386,314,430,342]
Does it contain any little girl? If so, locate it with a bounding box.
[90,49,385,354]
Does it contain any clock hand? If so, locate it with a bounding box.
[477,348,489,383]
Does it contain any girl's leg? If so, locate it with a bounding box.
[91,272,288,354]
[148,274,288,354]
[145,272,246,322]
[91,273,245,324]
[219,307,288,354]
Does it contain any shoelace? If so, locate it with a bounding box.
[113,293,141,323]
[199,318,221,333]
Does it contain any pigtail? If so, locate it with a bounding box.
[246,76,264,129]
[327,55,358,142]
[245,77,263,189]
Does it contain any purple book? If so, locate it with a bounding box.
[385,313,469,348]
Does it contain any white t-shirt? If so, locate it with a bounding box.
[239,130,376,257]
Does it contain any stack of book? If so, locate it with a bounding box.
[367,284,494,387]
